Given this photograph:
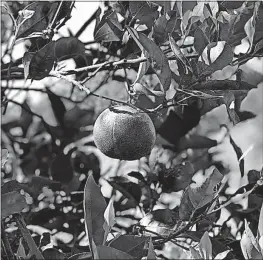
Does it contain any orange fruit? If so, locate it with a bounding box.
[93,105,156,160]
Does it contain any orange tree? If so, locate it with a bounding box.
[1,1,263,259]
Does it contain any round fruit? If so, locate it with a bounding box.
[93,105,156,161]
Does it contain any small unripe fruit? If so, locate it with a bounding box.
[93,105,156,160]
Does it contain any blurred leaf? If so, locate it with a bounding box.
[177,135,217,151]
[1,148,9,169]
[194,27,209,55]
[94,10,123,42]
[29,42,55,80]
[67,252,93,260]
[103,199,115,244]
[258,202,263,238]
[2,191,27,219]
[244,2,260,52]
[199,232,213,259]
[179,168,223,220]
[42,248,66,260]
[160,161,195,192]
[147,237,156,260]
[83,174,107,257]
[17,238,27,259]
[108,178,142,204]
[128,171,145,183]
[47,89,66,127]
[1,180,24,194]
[19,101,33,136]
[97,245,135,259]
[190,246,202,259]
[129,1,159,28]
[151,208,179,225]
[50,152,73,183]
[64,106,95,128]
[200,42,234,77]
[54,37,86,62]
[254,38,263,54]
[214,250,230,260]
[109,235,149,259]
[22,52,34,79]
[128,27,171,92]
[229,134,244,177]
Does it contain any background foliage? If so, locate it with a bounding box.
[1,1,263,259]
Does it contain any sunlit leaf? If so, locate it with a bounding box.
[83,174,107,257]
[147,237,156,260]
[103,199,115,244]
[179,168,223,220]
[199,232,212,259]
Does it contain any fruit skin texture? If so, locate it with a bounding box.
[93,105,156,161]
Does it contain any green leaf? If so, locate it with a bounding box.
[244,2,261,52]
[97,245,135,259]
[194,27,209,55]
[109,235,149,259]
[2,191,27,219]
[17,238,27,259]
[129,1,159,28]
[258,202,263,239]
[22,52,34,80]
[240,220,262,259]
[67,252,93,260]
[169,34,191,74]
[103,199,115,244]
[83,174,107,258]
[200,42,234,77]
[128,28,171,91]
[190,246,202,259]
[147,237,156,260]
[42,248,66,260]
[28,42,55,80]
[214,250,230,260]
[1,148,8,169]
[179,168,223,220]
[199,232,212,259]
[132,50,150,86]
[94,10,123,42]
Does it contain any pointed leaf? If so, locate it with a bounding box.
[199,232,212,259]
[109,235,149,259]
[103,199,115,244]
[258,202,263,238]
[97,245,135,259]
[147,237,156,260]
[67,252,92,260]
[46,89,66,127]
[2,191,27,219]
[179,168,223,220]
[128,27,171,91]
[190,246,202,259]
[214,250,230,260]
[22,52,34,80]
[194,27,209,55]
[29,42,55,80]
[17,238,27,259]
[84,174,107,257]
[200,42,234,77]
[229,134,244,177]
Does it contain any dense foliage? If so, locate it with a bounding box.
[1,1,263,259]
